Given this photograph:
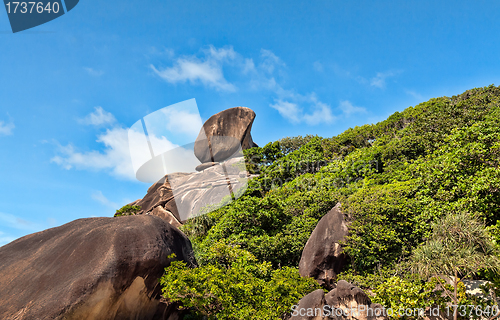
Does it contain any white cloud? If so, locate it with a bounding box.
[270,100,301,124]
[260,49,285,74]
[270,94,337,126]
[150,46,364,126]
[151,46,289,93]
[303,97,336,125]
[151,45,237,91]
[339,100,367,116]
[53,114,180,181]
[313,61,323,72]
[84,67,104,77]
[207,46,237,61]
[242,58,256,74]
[370,71,400,89]
[161,108,203,137]
[0,214,55,246]
[0,235,16,247]
[0,230,17,247]
[79,107,116,126]
[405,89,424,101]
[51,127,136,180]
[0,212,42,231]
[91,191,119,209]
[0,119,14,136]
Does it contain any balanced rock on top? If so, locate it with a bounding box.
[194,106,258,165]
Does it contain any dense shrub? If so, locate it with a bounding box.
[163,85,500,319]
[114,204,141,217]
[161,243,320,320]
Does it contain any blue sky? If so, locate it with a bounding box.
[1,0,500,245]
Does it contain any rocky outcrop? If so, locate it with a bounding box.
[194,107,258,165]
[128,106,259,224]
[299,203,348,289]
[0,215,196,320]
[131,157,250,222]
[290,281,387,320]
[290,289,328,320]
[195,161,220,172]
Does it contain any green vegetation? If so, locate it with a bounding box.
[161,244,320,320]
[114,204,141,217]
[161,85,500,319]
[411,212,500,320]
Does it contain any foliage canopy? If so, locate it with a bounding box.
[163,85,500,319]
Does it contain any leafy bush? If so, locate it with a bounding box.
[114,204,141,217]
[372,276,449,319]
[162,85,500,319]
[160,243,320,320]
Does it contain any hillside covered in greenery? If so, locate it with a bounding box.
[161,85,500,319]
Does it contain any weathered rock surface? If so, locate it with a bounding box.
[195,162,220,172]
[194,107,258,164]
[290,289,327,320]
[290,281,387,320]
[132,157,250,222]
[299,203,348,289]
[0,215,196,320]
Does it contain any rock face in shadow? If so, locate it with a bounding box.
[290,281,387,320]
[290,289,327,320]
[131,157,251,223]
[299,203,348,289]
[0,215,196,320]
[194,107,258,164]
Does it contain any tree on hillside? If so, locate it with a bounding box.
[411,212,500,320]
[160,242,320,320]
[114,204,141,217]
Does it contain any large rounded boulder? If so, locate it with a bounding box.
[194,106,258,164]
[0,215,196,320]
[299,203,348,289]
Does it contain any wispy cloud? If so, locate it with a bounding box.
[370,70,401,89]
[91,191,119,209]
[270,93,336,126]
[303,96,336,125]
[326,64,402,90]
[0,213,56,247]
[259,49,286,74]
[339,100,367,116]
[53,106,188,180]
[0,233,16,247]
[405,89,424,101]
[0,212,42,232]
[151,45,237,91]
[313,61,323,72]
[238,50,335,125]
[78,107,116,126]
[0,118,15,136]
[151,45,367,126]
[161,108,203,136]
[84,67,104,77]
[270,100,301,123]
[51,126,137,180]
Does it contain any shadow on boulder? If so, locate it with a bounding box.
[0,215,196,320]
